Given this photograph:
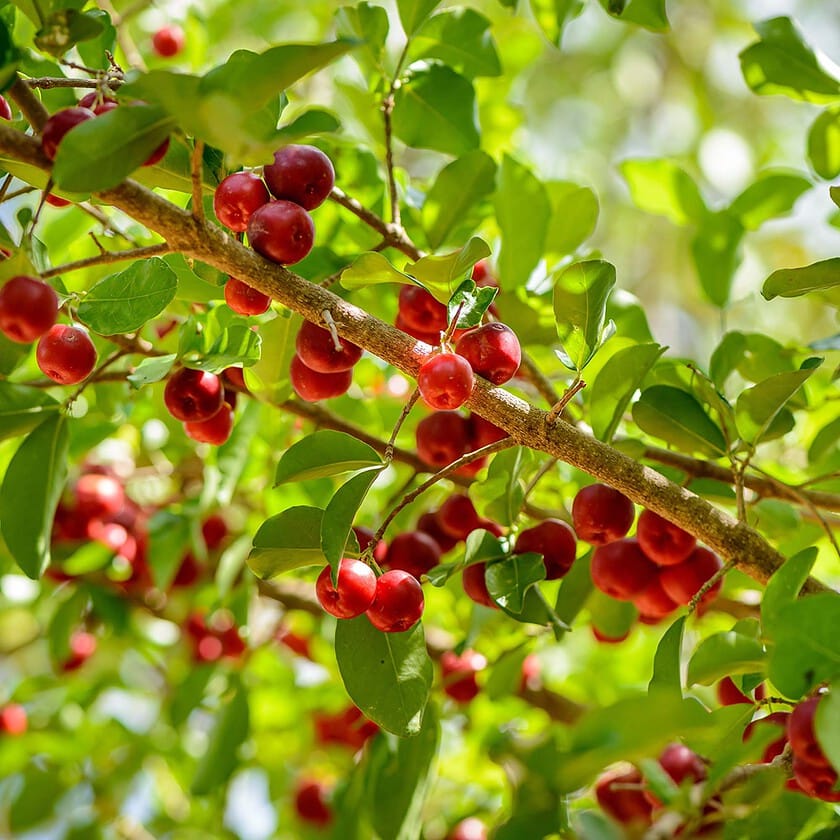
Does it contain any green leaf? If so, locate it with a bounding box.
[0,383,60,441]
[48,588,88,664]
[9,766,63,832]
[739,17,840,104]
[761,547,817,635]
[35,8,104,57]
[735,363,820,445]
[397,0,443,36]
[421,150,496,249]
[486,553,547,613]
[620,159,706,226]
[275,430,382,485]
[589,343,665,442]
[691,212,744,308]
[191,677,250,795]
[127,354,177,389]
[529,0,585,46]
[147,511,191,590]
[180,310,263,373]
[247,506,326,579]
[472,446,531,526]
[588,588,637,640]
[335,616,433,737]
[649,615,685,699]
[814,690,840,778]
[0,16,21,91]
[322,467,382,575]
[217,399,262,507]
[809,416,840,464]
[485,647,530,700]
[808,108,840,179]
[77,257,178,335]
[597,0,668,31]
[369,704,440,840]
[276,108,341,142]
[687,631,767,686]
[728,172,811,230]
[495,155,550,291]
[0,415,68,579]
[408,237,491,304]
[411,9,501,78]
[392,62,479,156]
[552,259,616,372]
[335,3,390,72]
[767,594,840,698]
[52,105,176,192]
[554,552,594,631]
[448,279,498,329]
[243,308,298,403]
[632,385,727,456]
[762,258,840,300]
[340,251,413,291]
[545,181,600,260]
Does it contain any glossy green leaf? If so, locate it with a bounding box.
[620,159,706,226]
[243,308,298,403]
[421,151,496,249]
[495,155,550,291]
[486,552,546,613]
[248,506,326,579]
[408,237,491,304]
[687,631,767,686]
[0,414,68,579]
[761,547,817,635]
[762,258,840,300]
[728,172,811,230]
[808,108,840,179]
[397,0,443,36]
[126,354,177,389]
[335,616,433,737]
[529,0,585,46]
[649,616,685,699]
[448,279,498,328]
[191,677,250,795]
[814,690,840,778]
[335,3,390,71]
[589,588,637,640]
[392,62,479,156]
[340,251,413,291]
[181,321,262,373]
[322,467,382,575]
[77,257,178,335]
[632,385,727,456]
[74,9,116,71]
[545,181,599,260]
[275,430,382,485]
[276,108,340,141]
[589,343,665,442]
[809,416,840,463]
[739,17,840,103]
[597,0,668,30]
[0,383,60,441]
[691,212,744,308]
[552,259,616,372]
[554,553,594,632]
[411,9,501,78]
[52,105,176,192]
[0,16,20,91]
[472,446,530,526]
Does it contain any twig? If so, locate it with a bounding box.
[0,173,14,203]
[41,242,171,279]
[688,558,736,613]
[191,140,205,223]
[522,457,558,506]
[78,203,141,245]
[385,388,421,463]
[8,77,50,130]
[546,378,586,424]
[98,0,148,72]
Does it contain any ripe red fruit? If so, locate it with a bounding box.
[416,511,459,553]
[296,319,363,373]
[290,354,352,402]
[36,324,97,385]
[396,312,441,344]
[659,546,723,606]
[383,531,441,579]
[441,649,487,703]
[572,483,635,545]
[352,525,388,564]
[171,552,202,588]
[455,323,521,385]
[164,367,224,422]
[316,558,377,619]
[437,494,483,540]
[637,509,696,566]
[366,569,424,632]
[717,676,764,706]
[594,765,653,826]
[462,562,497,609]
[62,630,97,671]
[0,275,59,343]
[75,473,125,520]
[0,703,27,735]
[632,573,678,620]
[418,353,474,410]
[41,107,96,161]
[263,145,335,211]
[659,742,707,785]
[0,95,12,120]
[202,514,228,550]
[143,136,170,167]
[592,626,630,644]
[448,817,488,840]
[78,91,116,110]
[152,25,185,58]
[744,711,790,764]
[313,705,378,750]
[416,411,471,468]
[398,285,448,334]
[247,200,314,265]
[224,277,271,316]
[184,403,234,445]
[45,193,72,208]
[591,538,657,600]
[468,413,507,449]
[294,779,333,826]
[213,172,270,232]
[513,519,577,580]
[792,755,840,802]
[789,696,831,768]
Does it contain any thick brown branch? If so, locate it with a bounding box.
[8,77,49,130]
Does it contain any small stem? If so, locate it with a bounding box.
[8,77,49,130]
[0,173,14,203]
[442,302,464,346]
[41,242,171,279]
[65,348,128,405]
[191,140,205,222]
[321,309,342,352]
[687,558,736,613]
[546,378,586,424]
[522,457,558,506]
[531,584,571,633]
[385,388,421,463]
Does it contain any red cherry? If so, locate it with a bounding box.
[247,200,315,265]
[316,558,377,619]
[632,572,679,619]
[202,514,228,549]
[41,107,96,161]
[75,473,125,520]
[792,755,840,801]
[213,172,270,232]
[448,817,488,840]
[594,765,653,827]
[437,494,483,539]
[441,649,487,703]
[468,413,507,449]
[152,25,185,58]
[717,677,761,706]
[36,324,97,385]
[171,552,202,588]
[743,711,790,763]
[224,277,271,316]
[62,630,97,671]
[294,779,333,827]
[572,483,635,545]
[296,319,363,373]
[418,353,474,410]
[263,145,335,211]
[416,411,471,468]
[398,285,448,334]
[0,95,12,120]
[222,366,248,393]
[0,275,59,343]
[513,519,577,580]
[659,546,723,607]
[0,703,27,735]
[462,562,497,609]
[352,526,388,564]
[395,312,441,344]
[455,323,521,385]
[184,403,234,445]
[164,367,224,422]
[45,193,72,207]
[78,91,116,110]
[366,569,424,632]
[637,509,697,566]
[591,538,657,600]
[645,743,706,806]
[789,696,832,768]
[313,705,378,750]
[416,511,459,553]
[290,354,352,401]
[276,627,313,659]
[382,531,441,579]
[143,136,170,167]
[592,626,630,644]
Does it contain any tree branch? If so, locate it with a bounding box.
[41,242,171,279]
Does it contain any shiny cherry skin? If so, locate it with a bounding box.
[462,562,497,609]
[659,546,723,607]
[224,277,271,315]
[591,538,657,600]
[213,172,270,232]
[36,324,97,385]
[75,473,125,520]
[263,144,335,210]
[398,285,448,334]
[184,403,234,445]
[637,508,697,566]
[315,558,377,619]
[441,649,487,703]
[0,95,11,120]
[416,511,459,553]
[455,323,521,385]
[788,696,832,768]
[164,367,224,422]
[0,275,59,343]
[296,319,363,373]
[437,494,483,539]
[513,519,577,580]
[572,483,635,545]
[152,25,185,58]
[289,354,352,402]
[383,531,441,580]
[41,107,96,161]
[418,353,474,410]
[366,570,424,632]
[247,200,315,265]
[594,765,653,827]
[416,411,470,468]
